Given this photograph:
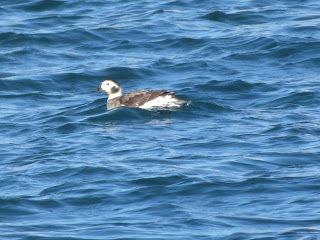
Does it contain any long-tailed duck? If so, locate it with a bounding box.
[94,79,190,110]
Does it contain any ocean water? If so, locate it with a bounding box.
[1,0,320,239]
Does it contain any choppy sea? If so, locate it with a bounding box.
[1,0,320,239]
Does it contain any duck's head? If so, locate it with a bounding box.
[94,79,122,99]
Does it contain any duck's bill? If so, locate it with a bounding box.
[93,87,102,92]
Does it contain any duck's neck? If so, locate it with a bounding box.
[108,90,122,99]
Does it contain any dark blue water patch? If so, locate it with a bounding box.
[289,25,320,37]
[159,0,191,8]
[1,0,33,7]
[53,122,80,134]
[262,122,320,139]
[11,0,67,12]
[85,107,154,123]
[0,198,38,219]
[58,27,106,43]
[279,230,320,240]
[285,57,320,70]
[150,58,224,75]
[0,76,52,91]
[131,174,196,187]
[25,14,92,27]
[227,37,279,52]
[65,100,106,117]
[190,101,234,115]
[108,39,140,51]
[256,151,319,167]
[293,13,320,22]
[0,91,60,101]
[154,37,209,50]
[47,72,100,91]
[195,79,276,93]
[101,66,157,80]
[202,10,268,25]
[84,104,198,125]
[0,29,103,51]
[219,39,320,73]
[0,32,58,50]
[92,27,147,42]
[272,41,320,60]
[195,79,280,107]
[263,91,320,109]
[157,60,211,73]
[1,48,75,71]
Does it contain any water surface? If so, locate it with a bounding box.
[1,0,320,239]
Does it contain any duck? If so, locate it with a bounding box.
[94,79,190,110]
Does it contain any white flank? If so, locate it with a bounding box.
[140,95,181,109]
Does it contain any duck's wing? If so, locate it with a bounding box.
[119,90,169,108]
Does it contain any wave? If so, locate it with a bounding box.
[263,90,319,109]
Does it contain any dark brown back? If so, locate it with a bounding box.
[119,90,169,107]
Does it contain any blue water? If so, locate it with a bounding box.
[1,0,320,239]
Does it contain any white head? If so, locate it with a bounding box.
[94,79,122,99]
